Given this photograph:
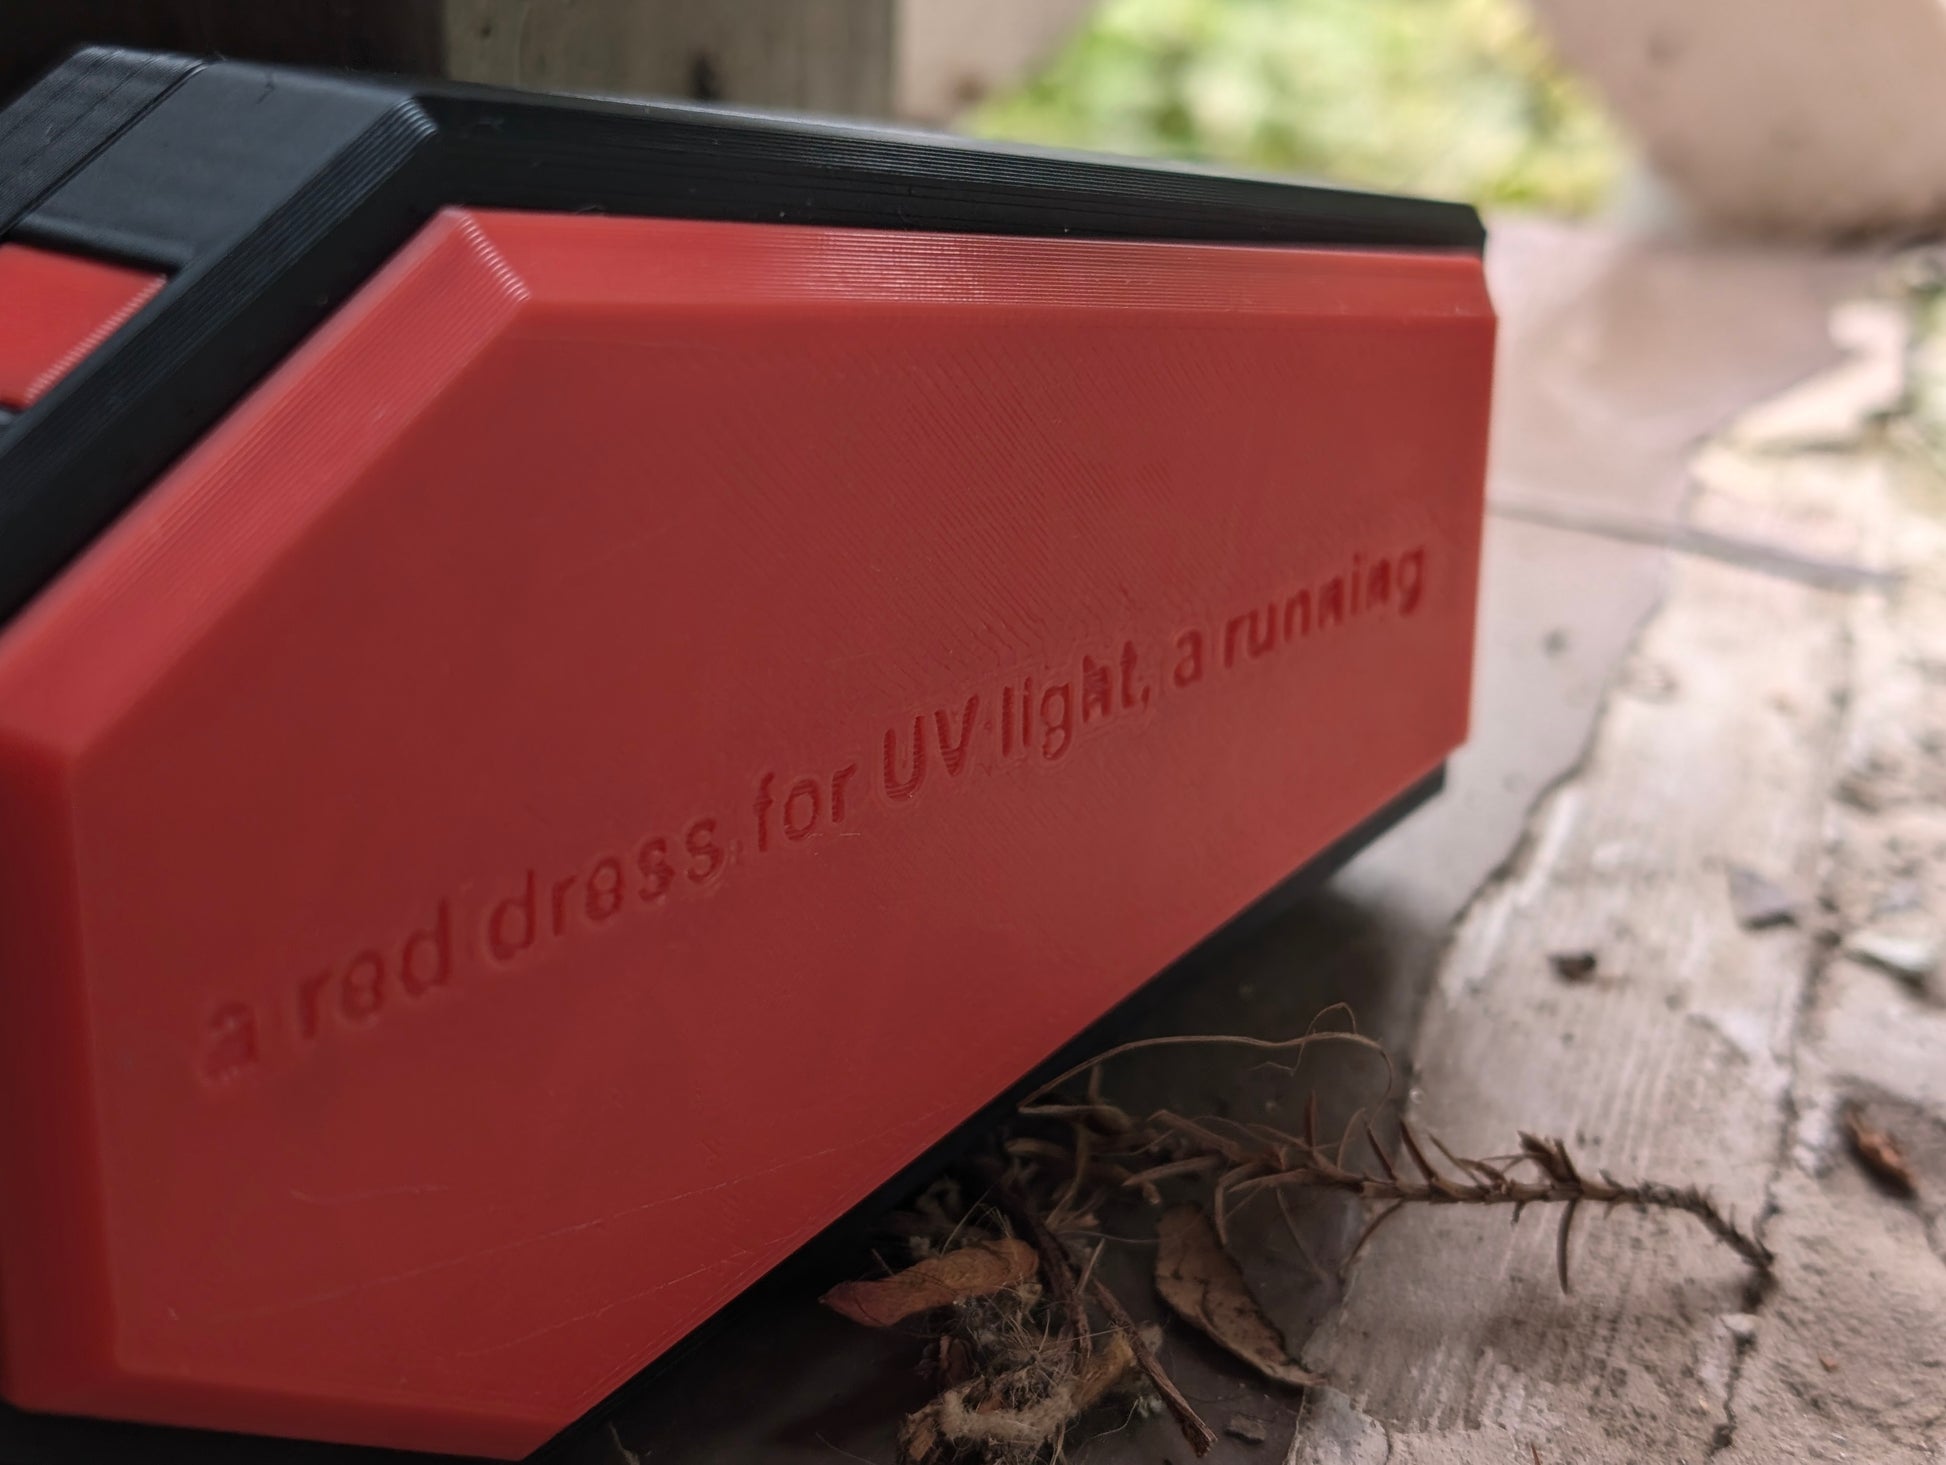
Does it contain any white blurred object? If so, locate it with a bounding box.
[1528,0,1946,236]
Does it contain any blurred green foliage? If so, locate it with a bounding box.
[967,0,1623,215]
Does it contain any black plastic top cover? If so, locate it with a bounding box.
[0,47,1484,626]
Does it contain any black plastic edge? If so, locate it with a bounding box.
[419,84,1485,249]
[0,765,1442,1465]
[0,49,200,235]
[0,46,1484,628]
[0,65,443,630]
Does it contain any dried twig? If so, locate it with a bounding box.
[1088,1270,1217,1456]
[986,1169,1093,1371]
[825,1017,1774,1464]
[1024,1026,1395,1108]
[1202,1124,1770,1283]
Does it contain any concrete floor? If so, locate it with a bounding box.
[1297,255,1946,1465]
[593,220,1939,1464]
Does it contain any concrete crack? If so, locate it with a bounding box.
[1707,1327,1759,1458]
[1707,609,1860,1460]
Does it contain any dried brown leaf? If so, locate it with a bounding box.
[1154,1205,1323,1389]
[1844,1104,1917,1196]
[823,1238,1038,1328]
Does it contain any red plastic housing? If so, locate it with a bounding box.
[0,243,163,409]
[0,209,1492,1456]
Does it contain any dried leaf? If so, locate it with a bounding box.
[1154,1206,1323,1389]
[823,1238,1038,1328]
[1844,1105,1917,1196]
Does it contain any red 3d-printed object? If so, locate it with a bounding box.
[0,49,1492,1461]
[0,242,162,408]
[0,207,1489,1457]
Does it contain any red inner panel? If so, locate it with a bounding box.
[0,243,163,409]
[0,209,1492,1456]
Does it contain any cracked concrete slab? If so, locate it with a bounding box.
[1711,345,1946,1465]
[1285,1389,1391,1464]
[1292,268,1946,1465]
[1298,510,1851,1464]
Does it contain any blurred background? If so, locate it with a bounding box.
[963,0,1621,220]
[14,0,1946,241]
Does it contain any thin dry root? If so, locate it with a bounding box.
[838,1019,1773,1465]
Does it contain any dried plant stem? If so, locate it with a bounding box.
[986,1169,1093,1369]
[830,1017,1778,1465]
[1087,1272,1217,1458]
[1024,1026,1394,1108]
[1213,1128,1771,1285]
[986,1165,1215,1456]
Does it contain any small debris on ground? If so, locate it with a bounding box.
[1842,927,1942,986]
[822,1238,1039,1328]
[1719,1312,1759,1345]
[821,1019,1775,1462]
[1843,1103,1918,1196]
[1225,1414,1272,1445]
[898,1325,1142,1465]
[1726,864,1800,930]
[1835,760,1894,813]
[1549,950,1599,982]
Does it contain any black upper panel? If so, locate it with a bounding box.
[0,47,1485,627]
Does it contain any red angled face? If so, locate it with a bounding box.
[0,210,1492,1456]
[0,243,164,409]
